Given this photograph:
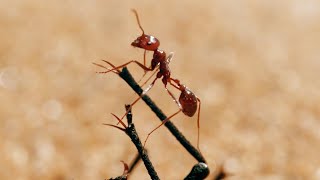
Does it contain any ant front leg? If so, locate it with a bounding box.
[136,50,149,84]
[143,50,147,71]
[94,60,153,74]
[139,66,159,87]
[102,113,128,132]
[92,60,121,74]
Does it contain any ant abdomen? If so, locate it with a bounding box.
[179,88,198,117]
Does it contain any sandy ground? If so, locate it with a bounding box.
[1,0,320,179]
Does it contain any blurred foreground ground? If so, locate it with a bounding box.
[1,1,320,179]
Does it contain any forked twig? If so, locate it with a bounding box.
[106,105,159,180]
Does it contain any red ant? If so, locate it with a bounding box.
[93,10,202,151]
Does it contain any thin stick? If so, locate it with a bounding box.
[123,105,159,180]
[128,152,142,174]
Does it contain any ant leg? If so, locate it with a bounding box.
[130,66,159,104]
[169,80,181,91]
[136,50,151,84]
[111,113,128,129]
[143,109,182,148]
[95,60,153,74]
[143,87,183,148]
[92,62,120,74]
[143,50,147,71]
[196,97,201,152]
[165,87,182,110]
[102,113,127,132]
[116,77,159,124]
[140,66,159,87]
[169,78,181,86]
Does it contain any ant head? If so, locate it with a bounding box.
[131,35,160,51]
[131,9,160,51]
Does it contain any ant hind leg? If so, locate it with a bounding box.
[196,97,202,153]
[143,109,182,148]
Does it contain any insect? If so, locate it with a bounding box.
[93,10,202,151]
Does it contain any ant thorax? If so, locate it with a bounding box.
[151,50,166,69]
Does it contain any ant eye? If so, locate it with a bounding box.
[147,36,157,46]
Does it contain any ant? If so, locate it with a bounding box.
[93,9,202,151]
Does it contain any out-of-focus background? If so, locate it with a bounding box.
[1,0,320,179]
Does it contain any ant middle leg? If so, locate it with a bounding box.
[139,66,159,87]
[116,76,160,124]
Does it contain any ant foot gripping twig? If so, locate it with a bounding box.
[102,113,127,132]
[93,60,121,74]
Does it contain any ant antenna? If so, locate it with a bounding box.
[131,9,145,35]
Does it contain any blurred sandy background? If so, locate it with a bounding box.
[1,0,320,179]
